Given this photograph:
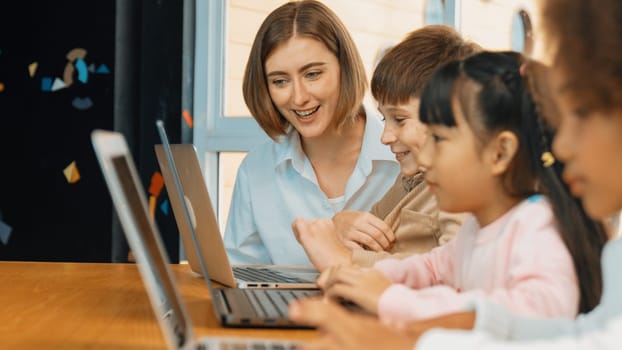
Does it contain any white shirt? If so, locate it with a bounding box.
[224,104,400,265]
[327,195,346,213]
[416,238,622,350]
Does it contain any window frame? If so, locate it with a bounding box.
[424,0,459,27]
[193,0,270,220]
[511,8,534,55]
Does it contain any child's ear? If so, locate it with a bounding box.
[490,131,519,175]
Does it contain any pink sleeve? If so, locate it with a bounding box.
[378,283,476,321]
[377,199,579,323]
[372,232,460,289]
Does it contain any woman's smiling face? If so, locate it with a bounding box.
[264,36,341,140]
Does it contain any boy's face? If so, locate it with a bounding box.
[379,97,427,177]
[551,67,622,219]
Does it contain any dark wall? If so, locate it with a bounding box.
[0,0,183,262]
[0,1,115,262]
[134,0,184,263]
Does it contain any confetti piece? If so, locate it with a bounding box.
[51,78,67,91]
[148,171,164,197]
[0,82,4,93]
[63,48,87,87]
[149,195,156,219]
[41,77,53,91]
[72,96,93,110]
[0,220,12,245]
[63,63,75,86]
[96,64,110,74]
[88,63,96,73]
[75,58,88,84]
[160,199,170,215]
[28,62,38,77]
[66,48,87,61]
[182,109,193,128]
[63,160,81,184]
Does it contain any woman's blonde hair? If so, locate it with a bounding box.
[242,0,367,140]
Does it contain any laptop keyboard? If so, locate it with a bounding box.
[232,267,310,284]
[229,289,321,318]
[199,339,299,350]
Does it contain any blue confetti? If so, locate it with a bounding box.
[0,220,12,245]
[160,199,170,215]
[41,77,53,91]
[75,58,89,83]
[96,64,110,74]
[72,96,93,110]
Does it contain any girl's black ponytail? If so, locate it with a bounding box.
[522,62,608,312]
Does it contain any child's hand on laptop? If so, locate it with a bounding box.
[316,265,392,315]
[292,217,353,271]
[289,297,420,350]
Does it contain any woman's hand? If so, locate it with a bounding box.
[317,265,393,314]
[332,210,395,251]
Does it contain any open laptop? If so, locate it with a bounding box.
[153,120,319,289]
[92,129,320,329]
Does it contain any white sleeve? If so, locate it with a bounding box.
[416,315,622,350]
[471,298,607,340]
[471,238,622,340]
[223,160,271,265]
[417,236,622,350]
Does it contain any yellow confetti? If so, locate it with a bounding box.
[149,195,157,220]
[28,62,38,78]
[63,161,81,184]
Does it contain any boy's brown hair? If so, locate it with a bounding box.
[371,25,480,105]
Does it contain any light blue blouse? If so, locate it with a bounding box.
[224,105,400,266]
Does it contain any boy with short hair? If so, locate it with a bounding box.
[293,25,481,270]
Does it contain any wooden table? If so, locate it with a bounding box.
[0,261,316,349]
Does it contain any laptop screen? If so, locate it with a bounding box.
[112,154,188,348]
[155,120,225,290]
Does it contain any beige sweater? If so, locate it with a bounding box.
[351,173,466,267]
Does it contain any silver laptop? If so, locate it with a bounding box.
[92,129,319,329]
[153,121,318,289]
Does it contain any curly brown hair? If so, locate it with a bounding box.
[541,0,622,110]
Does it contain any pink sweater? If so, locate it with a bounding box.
[374,195,579,322]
